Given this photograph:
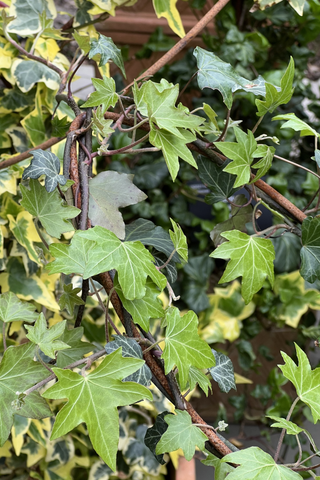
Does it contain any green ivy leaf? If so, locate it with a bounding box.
[91,106,114,138]
[125,218,178,261]
[149,127,197,181]
[47,226,167,300]
[267,416,304,435]
[194,47,268,110]
[156,410,207,460]
[169,218,188,262]
[56,327,94,368]
[114,277,164,331]
[58,284,85,316]
[0,343,51,446]
[300,216,320,283]
[272,113,318,137]
[25,313,70,359]
[0,86,35,113]
[0,292,38,323]
[187,366,212,396]
[214,129,257,188]
[162,307,215,389]
[52,115,71,137]
[81,77,118,114]
[279,343,320,423]
[73,31,91,53]
[88,171,147,240]
[89,34,126,77]
[251,145,275,182]
[20,179,80,238]
[209,349,236,393]
[256,58,294,117]
[105,336,152,386]
[144,411,171,465]
[221,447,302,479]
[202,451,234,479]
[22,149,67,193]
[197,156,237,204]
[210,230,275,304]
[42,349,152,471]
[133,81,203,138]
[12,59,60,93]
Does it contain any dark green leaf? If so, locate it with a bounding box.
[144,411,172,465]
[89,34,126,77]
[22,150,67,193]
[52,116,71,137]
[58,284,85,316]
[197,156,237,204]
[300,216,320,283]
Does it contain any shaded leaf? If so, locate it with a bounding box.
[105,336,152,386]
[25,313,70,359]
[144,411,171,465]
[52,116,71,137]
[88,171,147,240]
[197,156,237,204]
[209,349,236,393]
[56,327,93,368]
[300,216,320,283]
[22,149,67,193]
[156,410,207,460]
[89,34,125,77]
[58,284,85,316]
[42,349,153,471]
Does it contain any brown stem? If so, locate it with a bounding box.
[274,396,300,463]
[216,108,231,142]
[74,279,89,328]
[0,136,65,170]
[122,0,231,93]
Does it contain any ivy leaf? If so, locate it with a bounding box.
[187,366,212,396]
[202,451,234,479]
[56,327,93,368]
[42,349,153,471]
[214,129,257,188]
[133,81,203,138]
[114,277,164,331]
[123,424,162,474]
[149,127,197,181]
[52,116,71,137]
[25,313,70,359]
[162,307,215,389]
[272,113,318,137]
[20,179,80,238]
[22,149,67,193]
[125,219,178,261]
[88,171,147,240]
[152,0,185,38]
[251,145,275,182]
[279,343,320,423]
[156,410,207,460]
[7,0,56,35]
[300,216,320,283]
[169,219,188,262]
[105,336,152,386]
[210,230,275,304]
[144,411,171,465]
[197,156,237,204]
[221,447,302,479]
[58,284,85,316]
[256,58,294,117]
[81,77,118,114]
[0,343,51,446]
[47,226,167,300]
[7,211,41,264]
[73,31,91,53]
[209,349,236,393]
[91,106,114,138]
[210,194,252,246]
[0,292,38,324]
[194,47,268,110]
[267,416,304,435]
[12,59,60,93]
[89,34,126,77]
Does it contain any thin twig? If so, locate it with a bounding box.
[68,53,87,98]
[156,249,177,270]
[89,279,122,337]
[252,115,264,134]
[274,155,320,180]
[274,396,300,463]
[35,347,54,374]
[74,279,89,328]
[177,71,198,104]
[216,108,231,142]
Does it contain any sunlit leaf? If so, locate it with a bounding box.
[25,313,70,359]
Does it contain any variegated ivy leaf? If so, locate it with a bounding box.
[88,171,147,240]
[169,218,188,262]
[0,343,51,446]
[0,292,38,324]
[25,313,70,359]
[7,210,41,265]
[123,424,163,475]
[152,0,185,38]
[47,226,167,300]
[194,47,269,110]
[210,230,275,304]
[156,410,207,461]
[162,307,215,389]
[279,343,320,423]
[12,59,60,93]
[42,349,153,471]
[8,0,57,35]
[105,336,152,386]
[22,149,67,193]
[81,77,118,114]
[209,349,236,393]
[88,34,126,77]
[20,179,80,239]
